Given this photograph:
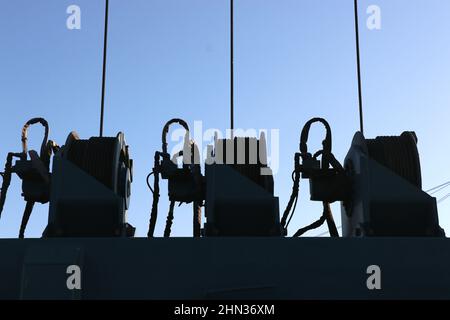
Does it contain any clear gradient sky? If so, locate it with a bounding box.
[1,0,450,238]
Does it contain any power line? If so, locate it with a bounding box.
[438,193,450,204]
[314,225,342,237]
[353,0,364,135]
[99,0,109,137]
[425,181,450,194]
[430,183,450,196]
[230,0,234,136]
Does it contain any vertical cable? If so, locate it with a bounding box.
[354,0,364,134]
[100,0,109,137]
[193,201,202,237]
[230,0,234,137]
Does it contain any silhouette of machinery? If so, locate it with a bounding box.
[0,118,134,238]
[44,131,134,237]
[0,117,445,238]
[203,134,280,236]
[147,119,281,237]
[341,131,444,237]
[149,117,444,238]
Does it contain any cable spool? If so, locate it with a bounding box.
[365,132,422,189]
[214,135,273,194]
[342,131,444,237]
[65,135,119,190]
[62,131,132,210]
[45,131,133,237]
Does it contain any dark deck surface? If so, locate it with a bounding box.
[0,237,448,300]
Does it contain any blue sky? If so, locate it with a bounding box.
[1,0,450,238]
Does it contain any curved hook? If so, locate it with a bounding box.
[299,117,333,167]
[299,117,332,155]
[21,118,50,160]
[161,118,189,154]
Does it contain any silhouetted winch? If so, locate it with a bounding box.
[341,131,444,237]
[365,132,422,188]
[43,131,134,237]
